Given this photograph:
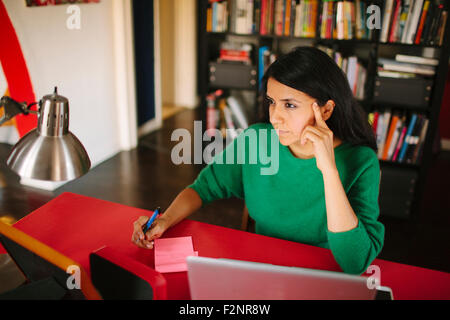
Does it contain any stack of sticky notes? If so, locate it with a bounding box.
[154,236,198,273]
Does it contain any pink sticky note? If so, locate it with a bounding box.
[154,236,197,273]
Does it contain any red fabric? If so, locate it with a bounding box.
[1,192,450,300]
[0,0,38,137]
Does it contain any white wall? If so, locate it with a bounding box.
[3,0,137,190]
[160,0,198,109]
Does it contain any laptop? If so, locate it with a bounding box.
[187,256,393,300]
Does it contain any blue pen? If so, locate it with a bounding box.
[142,206,161,234]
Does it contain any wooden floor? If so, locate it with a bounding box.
[0,107,449,287]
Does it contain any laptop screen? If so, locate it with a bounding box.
[187,256,380,300]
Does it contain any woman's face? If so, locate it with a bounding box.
[267,77,317,148]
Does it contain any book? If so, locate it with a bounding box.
[260,0,268,34]
[388,0,402,43]
[222,105,239,139]
[395,54,439,66]
[377,109,392,158]
[437,10,448,46]
[414,0,431,44]
[380,0,395,42]
[405,115,424,163]
[429,1,445,45]
[378,58,436,76]
[392,125,407,162]
[387,115,405,160]
[372,111,379,135]
[421,0,436,44]
[382,113,400,160]
[397,0,412,42]
[336,1,345,40]
[405,0,425,44]
[398,113,418,162]
[377,68,417,79]
[401,0,417,43]
[412,118,429,164]
[227,95,249,129]
[284,0,292,36]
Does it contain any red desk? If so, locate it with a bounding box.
[1,192,450,300]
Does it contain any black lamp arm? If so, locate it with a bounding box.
[0,96,40,126]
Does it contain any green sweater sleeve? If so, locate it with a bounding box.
[187,135,244,206]
[326,155,385,275]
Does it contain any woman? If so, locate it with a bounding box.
[131,46,384,275]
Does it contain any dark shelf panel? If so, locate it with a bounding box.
[380,160,421,170]
[206,32,445,49]
[378,41,443,49]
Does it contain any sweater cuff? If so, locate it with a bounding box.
[326,221,372,274]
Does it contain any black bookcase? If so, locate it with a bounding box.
[197,0,450,219]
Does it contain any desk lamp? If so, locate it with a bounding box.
[0,87,90,181]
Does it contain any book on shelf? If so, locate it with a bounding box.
[380,0,395,43]
[377,67,418,78]
[378,57,436,76]
[317,46,367,100]
[370,110,428,164]
[376,109,391,158]
[404,114,425,163]
[379,0,448,45]
[320,0,370,40]
[412,117,429,163]
[206,0,448,45]
[205,90,250,140]
[395,54,439,66]
[414,0,432,44]
[260,0,319,37]
[382,112,400,160]
[387,114,406,160]
[208,0,229,33]
[218,42,253,64]
[258,46,277,87]
[227,95,249,129]
[398,113,418,162]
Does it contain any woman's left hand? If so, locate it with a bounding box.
[300,103,338,175]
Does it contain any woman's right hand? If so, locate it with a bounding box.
[131,215,170,249]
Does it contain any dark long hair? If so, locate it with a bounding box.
[260,46,377,152]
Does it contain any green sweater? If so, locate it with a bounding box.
[188,123,384,274]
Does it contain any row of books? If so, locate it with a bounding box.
[369,109,429,164]
[318,46,367,100]
[207,0,320,37]
[377,53,439,78]
[207,0,229,32]
[377,53,439,77]
[380,0,448,46]
[206,0,448,46]
[206,90,250,140]
[218,42,253,64]
[320,0,374,40]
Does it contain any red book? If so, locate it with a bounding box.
[415,0,431,44]
[388,0,401,43]
[372,112,379,134]
[393,126,407,162]
[260,0,268,35]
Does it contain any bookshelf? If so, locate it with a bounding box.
[197,0,450,219]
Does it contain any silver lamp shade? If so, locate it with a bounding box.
[6,88,90,182]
